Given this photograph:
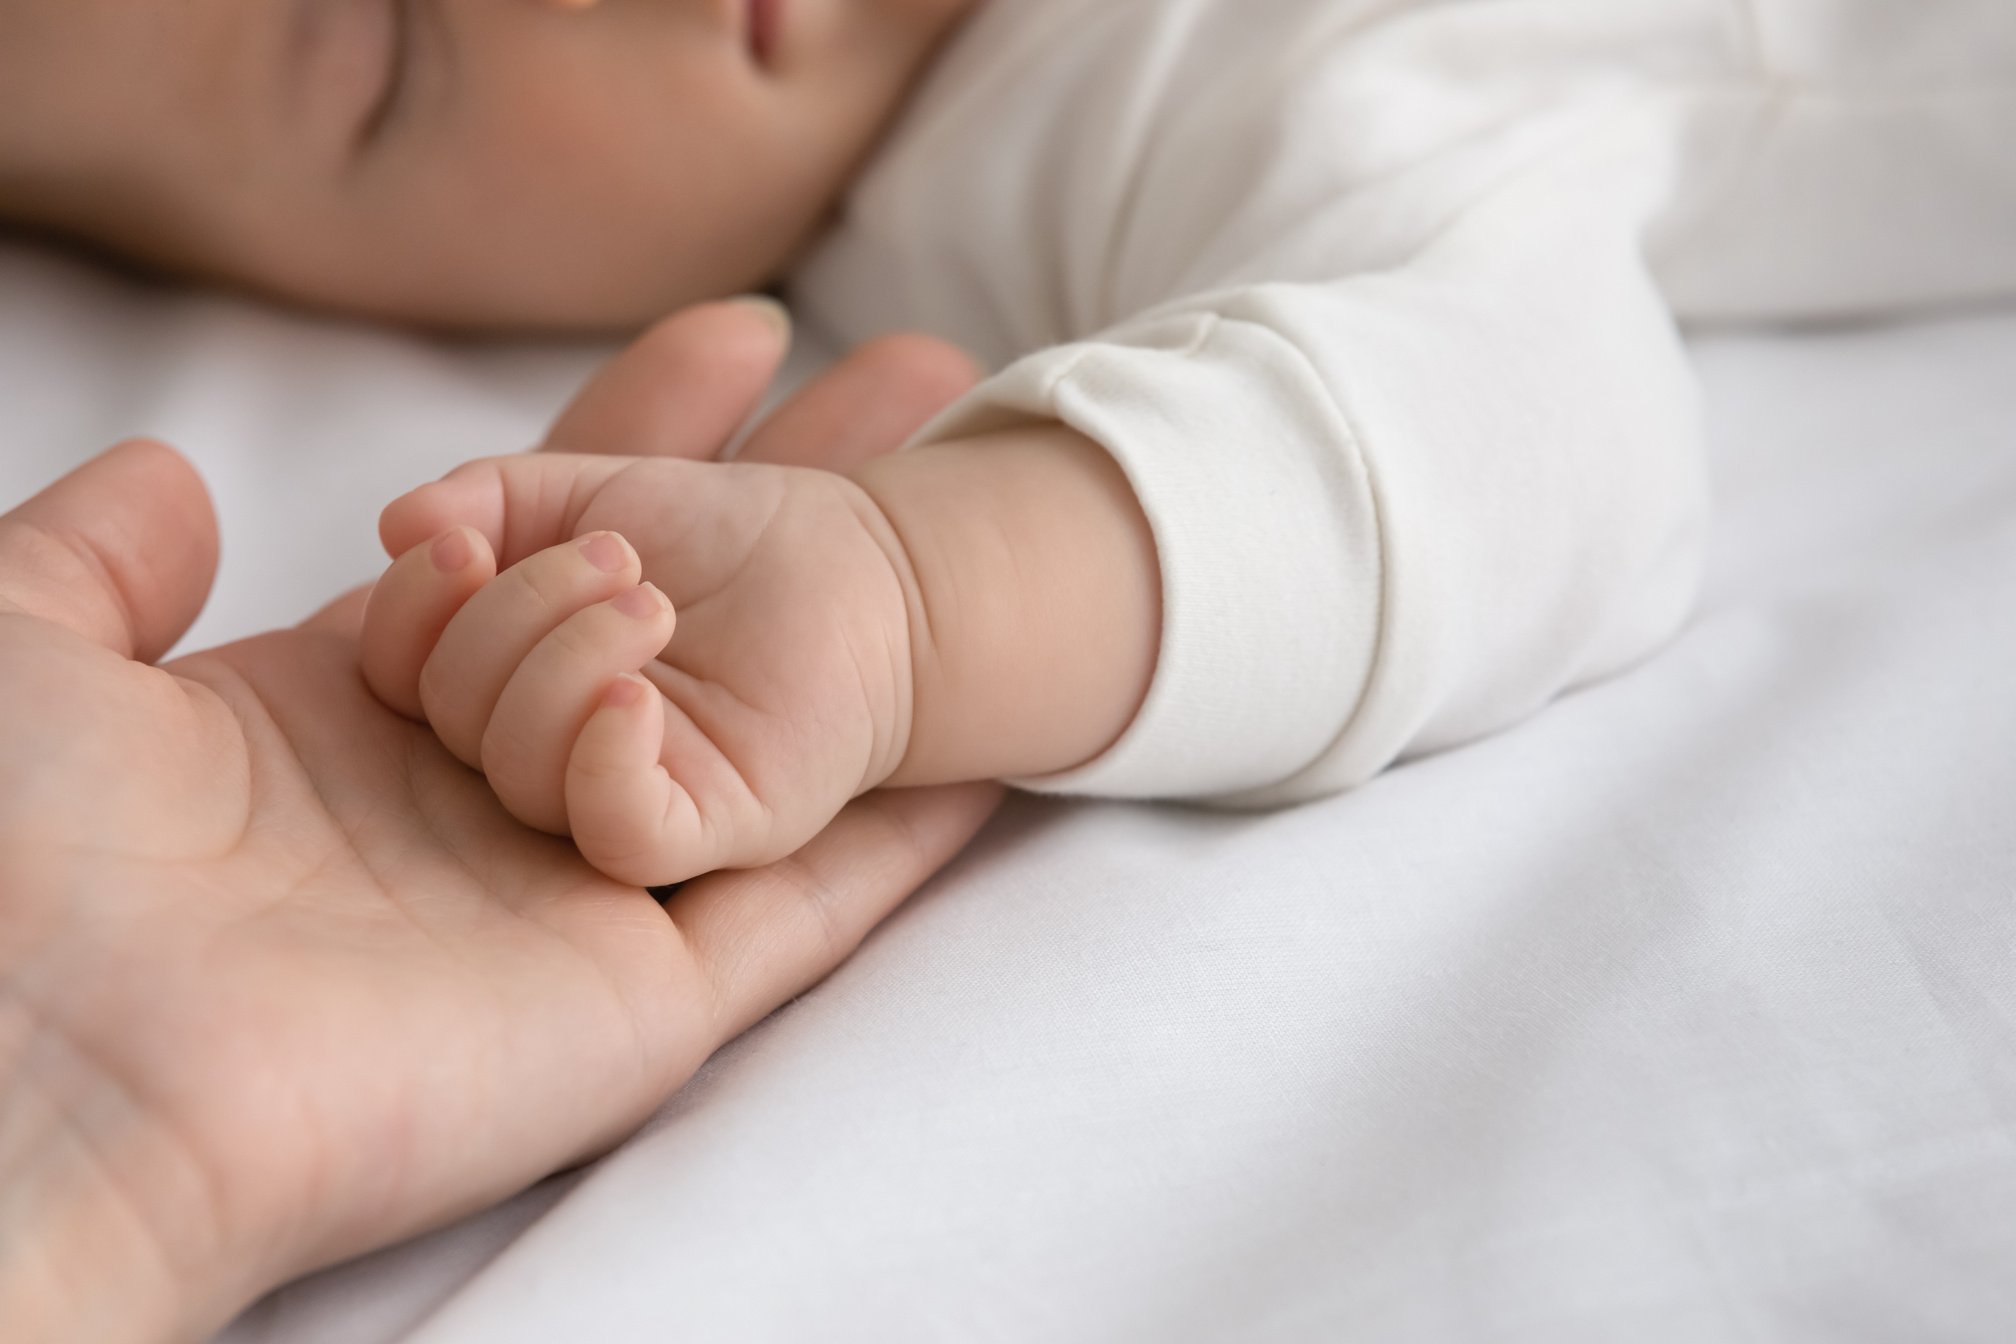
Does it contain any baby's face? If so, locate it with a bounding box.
[0,0,973,330]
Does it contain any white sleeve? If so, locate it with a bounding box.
[910,94,1710,806]
[854,0,2016,808]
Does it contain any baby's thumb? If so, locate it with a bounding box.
[0,439,219,663]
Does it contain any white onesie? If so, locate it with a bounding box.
[791,0,2016,806]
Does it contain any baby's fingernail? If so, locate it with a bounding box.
[431,528,474,573]
[579,531,631,574]
[602,676,646,710]
[611,584,667,619]
[731,294,792,338]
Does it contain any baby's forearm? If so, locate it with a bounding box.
[852,425,1161,788]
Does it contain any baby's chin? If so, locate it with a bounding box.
[52,131,851,335]
[348,191,850,336]
[223,232,797,339]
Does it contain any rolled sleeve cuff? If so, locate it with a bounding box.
[905,310,1382,803]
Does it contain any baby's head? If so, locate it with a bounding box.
[0,0,971,331]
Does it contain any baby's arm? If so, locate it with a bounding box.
[855,424,1160,788]
[359,427,1157,886]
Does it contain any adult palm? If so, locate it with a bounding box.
[0,307,991,1343]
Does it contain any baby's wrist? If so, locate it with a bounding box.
[850,424,1160,788]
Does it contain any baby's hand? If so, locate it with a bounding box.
[359,453,918,887]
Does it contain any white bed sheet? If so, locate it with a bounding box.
[3,237,2014,1342]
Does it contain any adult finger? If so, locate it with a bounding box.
[0,439,218,663]
[540,299,792,459]
[299,583,371,636]
[737,333,982,472]
[669,781,1004,1045]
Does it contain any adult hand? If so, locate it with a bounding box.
[0,305,989,1343]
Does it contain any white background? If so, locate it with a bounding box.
[2,239,2013,1341]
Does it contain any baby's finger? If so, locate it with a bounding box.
[481,584,677,835]
[379,454,637,568]
[419,531,642,768]
[565,675,704,888]
[360,527,497,720]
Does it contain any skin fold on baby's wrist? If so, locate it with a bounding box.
[850,424,1162,789]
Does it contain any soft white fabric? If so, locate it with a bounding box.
[795,0,2016,804]
[3,237,2013,1343]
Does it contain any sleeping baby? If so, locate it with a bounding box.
[2,0,2011,884]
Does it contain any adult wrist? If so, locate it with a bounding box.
[0,1123,182,1342]
[0,1004,221,1343]
[849,424,1161,787]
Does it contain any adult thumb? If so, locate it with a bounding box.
[0,439,219,663]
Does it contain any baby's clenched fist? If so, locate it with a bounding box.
[360,452,919,886]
